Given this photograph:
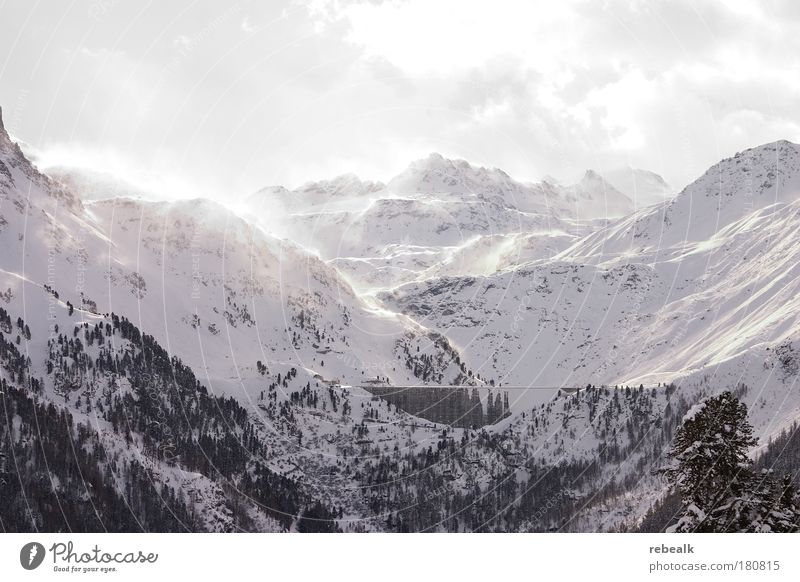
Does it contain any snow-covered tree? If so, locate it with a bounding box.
[664,392,756,531]
[739,471,799,532]
[664,391,800,532]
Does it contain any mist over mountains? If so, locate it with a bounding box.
[3,103,800,533]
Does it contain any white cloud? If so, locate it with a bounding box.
[241,17,256,33]
[311,0,581,77]
[298,0,800,186]
[31,142,212,201]
[3,0,800,199]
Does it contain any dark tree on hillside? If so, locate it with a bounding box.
[664,391,800,532]
[296,502,339,533]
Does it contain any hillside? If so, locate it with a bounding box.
[4,102,800,532]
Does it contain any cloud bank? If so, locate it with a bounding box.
[0,0,798,199]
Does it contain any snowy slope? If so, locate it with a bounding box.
[0,110,471,398]
[85,196,473,392]
[566,140,800,261]
[384,153,568,215]
[0,107,485,531]
[363,141,800,530]
[6,96,800,532]
[46,165,151,201]
[381,140,800,438]
[557,170,635,219]
[251,173,384,216]
[245,154,629,292]
[603,166,673,207]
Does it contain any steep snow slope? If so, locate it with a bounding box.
[603,166,672,207]
[88,197,475,391]
[557,170,635,219]
[46,165,151,201]
[370,142,800,530]
[384,154,632,219]
[325,229,580,294]
[381,260,664,392]
[0,107,489,531]
[245,154,629,291]
[0,110,470,397]
[247,153,574,258]
[270,196,556,259]
[6,99,800,531]
[566,140,800,261]
[382,140,800,437]
[383,153,568,215]
[252,173,384,216]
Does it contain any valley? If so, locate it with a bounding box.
[2,104,800,533]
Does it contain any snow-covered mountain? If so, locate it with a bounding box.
[557,169,635,219]
[366,140,800,530]
[383,153,567,215]
[245,154,631,292]
[568,140,800,257]
[252,173,384,216]
[0,107,485,532]
[382,139,800,439]
[0,112,468,393]
[233,139,800,530]
[603,166,672,207]
[5,97,800,533]
[45,165,151,201]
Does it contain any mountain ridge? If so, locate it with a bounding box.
[5,107,800,532]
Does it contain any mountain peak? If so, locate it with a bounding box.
[663,138,800,225]
[407,152,479,172]
[0,104,25,162]
[560,170,634,217]
[0,105,10,145]
[725,139,800,165]
[686,138,800,202]
[541,174,560,185]
[388,153,514,196]
[738,138,800,156]
[581,169,603,182]
[295,173,384,198]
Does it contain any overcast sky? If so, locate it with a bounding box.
[1,0,799,200]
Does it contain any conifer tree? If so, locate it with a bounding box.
[665,391,800,532]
